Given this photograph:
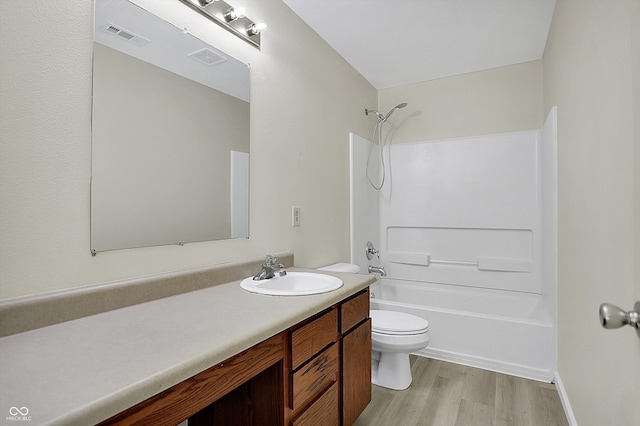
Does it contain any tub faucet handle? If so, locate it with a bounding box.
[365,241,379,260]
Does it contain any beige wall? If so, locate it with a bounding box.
[544,1,638,424]
[0,0,376,299]
[378,60,544,144]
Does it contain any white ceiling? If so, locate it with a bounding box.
[282,0,557,89]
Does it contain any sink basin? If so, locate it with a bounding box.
[240,272,343,296]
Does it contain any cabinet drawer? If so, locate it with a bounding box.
[291,309,338,370]
[292,343,339,410]
[341,289,370,333]
[291,381,339,426]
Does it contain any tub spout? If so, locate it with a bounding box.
[368,265,386,277]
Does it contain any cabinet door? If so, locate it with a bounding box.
[342,319,372,426]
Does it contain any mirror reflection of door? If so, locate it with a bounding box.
[230,151,249,239]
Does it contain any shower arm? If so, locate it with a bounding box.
[365,103,407,123]
[365,108,384,121]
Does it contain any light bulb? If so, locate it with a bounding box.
[248,22,267,36]
[224,6,246,22]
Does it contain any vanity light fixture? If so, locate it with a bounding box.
[179,0,266,49]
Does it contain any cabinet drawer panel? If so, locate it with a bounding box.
[291,382,339,426]
[291,309,338,370]
[341,289,370,333]
[292,343,339,410]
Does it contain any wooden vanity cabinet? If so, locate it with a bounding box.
[341,290,372,426]
[99,288,371,426]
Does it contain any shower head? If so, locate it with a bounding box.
[383,103,408,121]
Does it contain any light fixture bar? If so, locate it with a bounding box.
[178,0,264,49]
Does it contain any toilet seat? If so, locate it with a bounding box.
[370,310,429,335]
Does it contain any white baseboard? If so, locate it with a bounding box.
[415,347,555,383]
[553,371,578,426]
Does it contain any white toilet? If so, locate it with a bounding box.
[370,309,430,390]
[317,263,430,391]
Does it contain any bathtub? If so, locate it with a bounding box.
[370,278,555,382]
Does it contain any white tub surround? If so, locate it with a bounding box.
[379,130,544,294]
[351,109,558,381]
[0,267,374,425]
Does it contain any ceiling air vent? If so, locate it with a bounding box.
[100,23,150,47]
[188,48,228,66]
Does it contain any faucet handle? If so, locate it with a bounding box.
[265,254,277,266]
[365,242,379,260]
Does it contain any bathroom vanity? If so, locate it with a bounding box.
[0,260,374,426]
[99,288,371,425]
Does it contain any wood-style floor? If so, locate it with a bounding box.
[354,356,569,426]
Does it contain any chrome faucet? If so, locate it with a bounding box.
[253,254,287,281]
[368,265,386,277]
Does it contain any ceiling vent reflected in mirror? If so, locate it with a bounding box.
[188,48,228,66]
[100,23,150,47]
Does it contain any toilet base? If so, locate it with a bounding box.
[371,351,412,390]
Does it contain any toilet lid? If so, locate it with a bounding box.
[370,310,429,335]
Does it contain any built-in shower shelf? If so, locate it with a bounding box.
[386,252,532,273]
[477,257,532,272]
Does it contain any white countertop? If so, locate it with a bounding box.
[0,269,374,426]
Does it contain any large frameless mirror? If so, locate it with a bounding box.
[91,0,250,254]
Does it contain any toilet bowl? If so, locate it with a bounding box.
[316,264,430,390]
[370,309,430,390]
